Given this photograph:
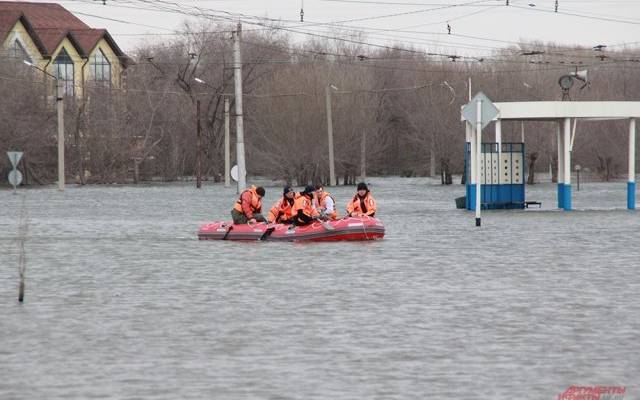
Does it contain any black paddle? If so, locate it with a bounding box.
[260,226,276,240]
[222,225,234,240]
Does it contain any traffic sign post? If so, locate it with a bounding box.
[462,92,499,227]
[9,169,23,187]
[230,164,246,194]
[7,151,24,194]
[7,151,23,168]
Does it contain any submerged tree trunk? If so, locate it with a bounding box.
[75,104,86,185]
[597,155,613,181]
[527,152,538,184]
[133,159,141,184]
[429,148,436,178]
[441,158,452,185]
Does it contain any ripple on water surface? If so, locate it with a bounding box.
[0,179,638,399]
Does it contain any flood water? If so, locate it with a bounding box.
[1,178,638,399]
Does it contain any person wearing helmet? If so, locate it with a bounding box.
[346,182,377,217]
[291,185,319,226]
[231,185,267,224]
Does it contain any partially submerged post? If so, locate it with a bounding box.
[475,99,482,226]
[233,22,247,191]
[461,92,499,227]
[196,99,202,189]
[224,98,231,187]
[56,79,65,191]
[17,195,28,303]
[629,118,636,209]
[325,84,337,186]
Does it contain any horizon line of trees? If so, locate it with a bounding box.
[1,21,639,187]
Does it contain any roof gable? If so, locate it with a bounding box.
[0,2,89,30]
[0,1,126,62]
[0,11,47,54]
[0,9,22,42]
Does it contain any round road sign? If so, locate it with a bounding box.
[8,170,23,186]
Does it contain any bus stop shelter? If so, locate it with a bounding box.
[465,101,640,210]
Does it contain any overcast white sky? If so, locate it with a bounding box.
[49,0,640,56]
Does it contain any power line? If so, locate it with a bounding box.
[65,0,640,63]
[61,0,640,67]
[510,3,640,25]
[319,0,502,5]
[120,0,638,62]
[72,11,181,32]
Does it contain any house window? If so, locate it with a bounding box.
[91,49,111,87]
[54,48,74,97]
[8,39,30,62]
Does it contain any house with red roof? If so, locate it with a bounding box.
[0,1,129,98]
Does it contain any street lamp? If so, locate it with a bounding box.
[325,84,338,186]
[23,60,65,191]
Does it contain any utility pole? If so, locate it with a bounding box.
[233,22,247,190]
[22,60,65,190]
[360,129,366,182]
[56,78,65,191]
[224,97,231,187]
[325,84,336,186]
[196,99,202,189]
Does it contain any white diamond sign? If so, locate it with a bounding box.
[7,151,23,168]
[461,92,499,130]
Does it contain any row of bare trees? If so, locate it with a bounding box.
[1,22,639,186]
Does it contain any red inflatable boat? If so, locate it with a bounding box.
[198,216,385,242]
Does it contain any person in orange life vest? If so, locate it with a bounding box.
[346,182,377,217]
[267,186,298,224]
[231,185,267,224]
[314,184,338,220]
[291,185,319,226]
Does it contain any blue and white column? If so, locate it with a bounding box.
[628,118,636,210]
[563,117,572,210]
[466,122,473,209]
[468,122,476,210]
[496,119,502,155]
[475,99,482,226]
[557,121,564,209]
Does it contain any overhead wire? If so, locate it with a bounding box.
[61,0,640,65]
[119,0,640,64]
[510,3,640,25]
[25,0,640,73]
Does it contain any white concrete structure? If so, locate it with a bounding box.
[465,101,640,210]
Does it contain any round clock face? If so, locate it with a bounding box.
[558,75,574,90]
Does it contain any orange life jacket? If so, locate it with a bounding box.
[268,194,298,223]
[346,191,376,216]
[233,186,263,217]
[317,191,338,220]
[292,193,318,220]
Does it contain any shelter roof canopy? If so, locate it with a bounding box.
[461,101,640,122]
